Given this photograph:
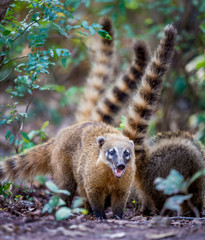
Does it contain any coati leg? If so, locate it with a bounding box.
[52,170,77,207]
[86,188,107,219]
[78,184,93,213]
[111,190,130,219]
[50,153,77,207]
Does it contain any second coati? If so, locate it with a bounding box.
[0,121,135,219]
[90,23,205,216]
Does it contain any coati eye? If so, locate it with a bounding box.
[107,148,116,160]
[124,149,130,159]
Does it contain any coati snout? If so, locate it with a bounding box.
[97,136,134,178]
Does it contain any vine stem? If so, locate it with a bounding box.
[15,93,34,154]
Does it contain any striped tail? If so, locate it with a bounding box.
[123,24,177,157]
[75,17,114,123]
[91,40,150,124]
[0,138,54,182]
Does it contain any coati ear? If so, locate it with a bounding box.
[97,136,106,148]
[130,140,134,149]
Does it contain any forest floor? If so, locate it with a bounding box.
[0,186,205,240]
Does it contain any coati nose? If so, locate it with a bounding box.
[117,164,125,170]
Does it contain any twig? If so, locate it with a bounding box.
[15,93,34,154]
[12,21,37,43]
[3,55,28,66]
[187,199,200,218]
[169,216,205,220]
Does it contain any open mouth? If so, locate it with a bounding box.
[114,168,125,178]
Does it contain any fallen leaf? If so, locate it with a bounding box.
[146,232,176,239]
[103,232,126,239]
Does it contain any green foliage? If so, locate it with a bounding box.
[155,169,188,195]
[0,182,12,199]
[42,180,87,221]
[0,0,110,153]
[117,116,126,131]
[154,169,205,214]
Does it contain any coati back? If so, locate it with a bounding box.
[0,121,135,219]
[123,25,205,216]
[91,40,150,124]
[75,17,115,123]
[144,132,205,215]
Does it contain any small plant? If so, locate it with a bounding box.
[0,182,12,199]
[117,116,126,131]
[154,169,205,216]
[42,181,87,221]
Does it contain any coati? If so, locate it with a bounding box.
[75,17,115,123]
[91,24,205,216]
[0,121,135,219]
[91,40,150,125]
[122,25,205,216]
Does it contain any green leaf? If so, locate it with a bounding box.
[48,195,60,208]
[9,135,15,145]
[78,31,89,37]
[88,26,95,36]
[3,30,11,36]
[91,23,102,29]
[189,169,205,186]
[154,169,187,195]
[81,20,89,30]
[45,181,59,193]
[21,132,30,142]
[61,58,67,68]
[35,175,47,184]
[97,29,112,40]
[41,121,49,130]
[55,207,72,221]
[57,189,70,196]
[56,49,62,57]
[164,194,193,211]
[5,130,11,140]
[72,197,83,208]
[58,198,66,206]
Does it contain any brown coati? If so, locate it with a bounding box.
[91,40,150,125]
[75,17,115,123]
[122,24,205,216]
[0,121,135,219]
[91,24,205,216]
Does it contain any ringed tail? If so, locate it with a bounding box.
[91,40,150,124]
[0,138,55,182]
[75,17,114,123]
[123,24,177,157]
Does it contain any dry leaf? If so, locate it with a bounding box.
[146,232,176,239]
[103,232,126,238]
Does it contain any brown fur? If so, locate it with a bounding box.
[76,17,114,123]
[123,24,205,216]
[0,121,135,219]
[141,132,205,215]
[91,40,150,124]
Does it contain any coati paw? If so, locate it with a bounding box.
[93,210,107,219]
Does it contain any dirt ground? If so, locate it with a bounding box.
[0,186,205,240]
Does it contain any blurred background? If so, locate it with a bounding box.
[0,0,205,157]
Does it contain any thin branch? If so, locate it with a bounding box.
[3,55,28,66]
[12,21,37,43]
[15,94,34,154]
[169,216,205,220]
